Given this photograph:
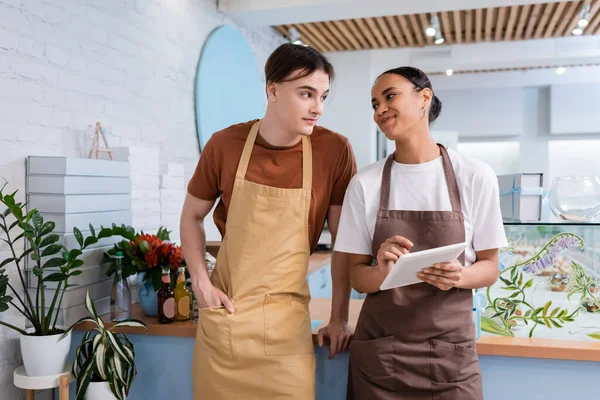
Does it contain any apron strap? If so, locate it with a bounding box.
[235,120,312,191]
[235,121,261,181]
[301,135,312,192]
[438,144,462,213]
[378,154,395,211]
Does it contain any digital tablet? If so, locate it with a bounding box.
[379,242,467,291]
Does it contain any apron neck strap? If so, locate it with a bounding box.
[438,144,462,213]
[235,120,312,190]
[378,144,461,213]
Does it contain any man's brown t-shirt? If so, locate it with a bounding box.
[187,120,357,253]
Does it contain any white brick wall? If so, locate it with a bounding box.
[0,0,284,396]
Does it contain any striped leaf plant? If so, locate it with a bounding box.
[62,291,147,400]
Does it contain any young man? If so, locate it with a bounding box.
[181,43,357,399]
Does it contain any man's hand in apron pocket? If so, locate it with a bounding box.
[193,280,235,313]
[417,261,463,291]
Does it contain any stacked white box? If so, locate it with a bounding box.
[160,163,185,242]
[112,147,161,234]
[25,156,133,323]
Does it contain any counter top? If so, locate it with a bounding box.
[75,298,600,362]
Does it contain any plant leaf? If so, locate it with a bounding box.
[83,236,98,249]
[42,257,67,269]
[481,315,514,337]
[69,249,82,260]
[588,332,600,340]
[32,212,43,230]
[542,301,551,317]
[43,272,68,282]
[69,270,83,277]
[0,258,14,268]
[108,366,125,400]
[32,266,44,277]
[18,222,34,233]
[106,331,129,363]
[59,317,98,340]
[95,341,107,380]
[110,319,147,330]
[39,221,55,236]
[41,244,63,257]
[39,234,60,248]
[73,227,83,247]
[88,223,95,238]
[524,278,534,289]
[98,228,113,239]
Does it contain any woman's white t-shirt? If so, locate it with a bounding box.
[334,149,508,266]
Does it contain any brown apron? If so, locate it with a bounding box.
[348,145,482,400]
[193,120,315,399]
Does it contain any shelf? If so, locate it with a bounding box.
[503,220,600,226]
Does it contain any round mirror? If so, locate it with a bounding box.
[194,25,265,150]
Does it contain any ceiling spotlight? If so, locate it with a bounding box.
[578,18,589,27]
[577,4,591,27]
[446,69,453,76]
[434,31,444,45]
[556,67,566,75]
[426,15,441,40]
[572,27,584,35]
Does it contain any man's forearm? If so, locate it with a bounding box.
[180,214,211,285]
[329,251,351,322]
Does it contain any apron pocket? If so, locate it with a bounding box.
[198,306,233,359]
[349,335,395,391]
[431,375,483,400]
[429,338,479,384]
[264,294,314,356]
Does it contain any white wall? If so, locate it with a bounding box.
[319,51,378,169]
[0,1,283,398]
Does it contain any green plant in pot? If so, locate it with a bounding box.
[0,183,102,377]
[62,291,147,400]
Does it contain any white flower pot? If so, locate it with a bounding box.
[20,328,71,377]
[86,381,119,400]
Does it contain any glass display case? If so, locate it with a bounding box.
[481,221,600,341]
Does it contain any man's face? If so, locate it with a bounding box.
[267,68,330,136]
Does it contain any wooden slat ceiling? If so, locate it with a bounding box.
[274,0,600,52]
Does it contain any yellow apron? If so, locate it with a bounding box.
[193,120,315,399]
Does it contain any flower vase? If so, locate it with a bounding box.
[137,272,158,317]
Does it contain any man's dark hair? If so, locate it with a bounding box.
[265,43,335,85]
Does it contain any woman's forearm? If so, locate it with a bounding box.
[456,259,499,289]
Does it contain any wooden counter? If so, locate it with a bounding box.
[75,298,600,362]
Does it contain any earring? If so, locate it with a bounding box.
[422,108,426,118]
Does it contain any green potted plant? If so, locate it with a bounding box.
[62,291,147,400]
[0,183,102,376]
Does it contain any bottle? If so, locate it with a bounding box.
[110,251,131,322]
[157,268,175,324]
[174,267,192,321]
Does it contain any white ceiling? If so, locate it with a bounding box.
[219,0,566,27]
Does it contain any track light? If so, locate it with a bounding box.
[427,15,444,44]
[572,27,583,35]
[556,67,566,75]
[577,4,591,27]
[446,69,453,76]
[288,27,304,45]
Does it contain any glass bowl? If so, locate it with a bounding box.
[548,176,600,222]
